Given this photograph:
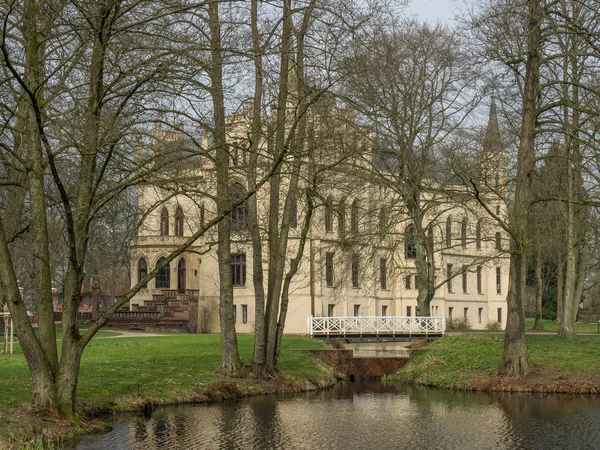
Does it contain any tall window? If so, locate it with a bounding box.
[351,253,359,288]
[325,252,334,287]
[354,305,360,317]
[447,264,453,293]
[478,307,483,323]
[462,265,468,294]
[495,231,502,251]
[406,306,412,317]
[496,205,501,215]
[242,305,248,324]
[177,258,186,292]
[476,220,482,250]
[405,224,417,259]
[496,267,501,294]
[325,197,333,233]
[461,217,467,249]
[464,307,469,322]
[175,205,184,236]
[379,208,387,237]
[230,144,239,166]
[351,199,359,232]
[497,307,502,323]
[200,203,205,227]
[137,258,148,288]
[477,266,482,294]
[160,207,169,236]
[155,257,170,289]
[328,304,335,317]
[405,275,411,290]
[448,307,453,321]
[337,201,345,238]
[230,183,248,231]
[380,258,387,290]
[290,197,298,228]
[382,305,388,316]
[446,216,452,248]
[231,253,246,287]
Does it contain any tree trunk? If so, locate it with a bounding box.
[572,238,588,327]
[498,253,532,376]
[56,338,84,421]
[533,249,544,330]
[274,181,315,368]
[209,0,242,377]
[248,0,267,379]
[263,0,293,376]
[415,215,435,316]
[556,260,564,324]
[498,0,541,377]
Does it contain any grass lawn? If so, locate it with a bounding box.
[0,334,332,408]
[524,318,599,334]
[394,334,600,390]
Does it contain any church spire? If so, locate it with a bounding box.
[483,99,503,152]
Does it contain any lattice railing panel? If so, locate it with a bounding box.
[308,316,445,336]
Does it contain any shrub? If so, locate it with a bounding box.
[328,339,346,349]
[446,318,471,331]
[485,320,502,331]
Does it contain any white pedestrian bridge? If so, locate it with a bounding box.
[307,315,445,339]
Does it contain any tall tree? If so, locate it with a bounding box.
[343,19,480,317]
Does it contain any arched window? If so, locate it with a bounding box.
[230,183,248,231]
[379,208,387,237]
[160,207,169,236]
[155,257,170,289]
[476,220,482,250]
[446,216,452,248]
[177,258,186,292]
[325,196,333,233]
[337,201,345,238]
[405,224,417,259]
[461,217,468,249]
[175,205,184,236]
[137,258,148,289]
[350,199,359,233]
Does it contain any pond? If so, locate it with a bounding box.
[76,383,600,449]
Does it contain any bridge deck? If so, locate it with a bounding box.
[308,316,445,338]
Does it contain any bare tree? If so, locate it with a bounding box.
[342,19,481,317]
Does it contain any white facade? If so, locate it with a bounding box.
[130,107,510,333]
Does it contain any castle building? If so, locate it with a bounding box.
[130,102,509,333]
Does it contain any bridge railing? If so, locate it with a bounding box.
[307,316,445,337]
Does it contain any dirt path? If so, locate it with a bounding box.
[101,330,169,338]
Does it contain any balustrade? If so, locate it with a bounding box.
[307,315,445,337]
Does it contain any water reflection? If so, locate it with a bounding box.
[76,384,600,450]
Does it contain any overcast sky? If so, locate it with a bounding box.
[408,0,456,24]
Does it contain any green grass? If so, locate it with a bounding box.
[525,318,599,334]
[0,334,331,408]
[394,334,600,389]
